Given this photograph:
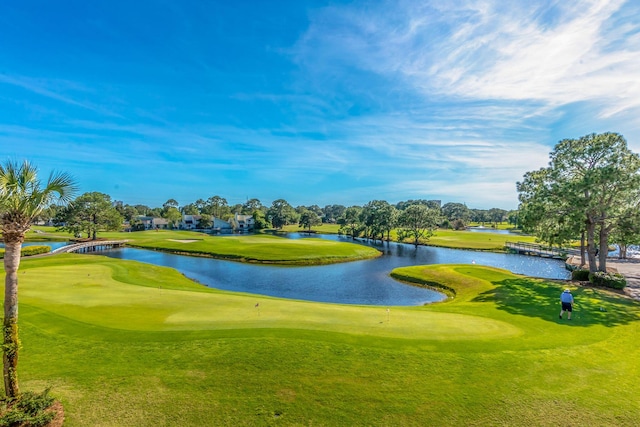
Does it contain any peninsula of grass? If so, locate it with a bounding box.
[8,255,640,426]
[122,230,381,265]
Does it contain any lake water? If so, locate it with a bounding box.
[98,234,570,306]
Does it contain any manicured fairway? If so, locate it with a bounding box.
[8,255,640,426]
[30,228,381,265]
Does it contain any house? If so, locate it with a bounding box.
[180,214,202,230]
[230,214,254,233]
[212,217,233,234]
[137,216,169,230]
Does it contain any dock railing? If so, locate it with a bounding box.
[505,241,567,259]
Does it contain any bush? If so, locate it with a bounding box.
[589,271,627,289]
[0,388,55,427]
[571,269,590,281]
[0,246,50,259]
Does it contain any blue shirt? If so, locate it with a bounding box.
[561,292,574,304]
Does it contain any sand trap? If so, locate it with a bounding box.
[167,239,199,243]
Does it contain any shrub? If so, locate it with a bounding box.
[571,269,590,281]
[0,246,50,259]
[452,219,466,230]
[589,271,627,289]
[0,388,55,427]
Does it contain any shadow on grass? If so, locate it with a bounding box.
[472,278,640,327]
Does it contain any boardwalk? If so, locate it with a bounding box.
[505,241,566,259]
[51,240,129,254]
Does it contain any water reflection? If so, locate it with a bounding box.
[99,233,569,306]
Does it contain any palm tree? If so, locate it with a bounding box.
[0,160,75,398]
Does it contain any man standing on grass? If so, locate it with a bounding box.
[559,289,574,320]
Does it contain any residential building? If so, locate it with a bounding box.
[230,213,254,232]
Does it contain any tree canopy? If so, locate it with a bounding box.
[518,132,640,273]
[56,192,123,240]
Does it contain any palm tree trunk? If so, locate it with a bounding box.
[3,240,21,398]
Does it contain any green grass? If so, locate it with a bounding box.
[427,229,537,250]
[126,231,381,265]
[5,255,640,426]
[29,227,380,265]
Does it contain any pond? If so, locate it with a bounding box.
[98,234,570,306]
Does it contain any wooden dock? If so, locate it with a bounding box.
[51,240,129,254]
[505,241,566,259]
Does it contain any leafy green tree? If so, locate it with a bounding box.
[163,199,179,210]
[230,204,243,215]
[518,132,640,273]
[470,209,489,225]
[268,199,298,229]
[0,160,76,398]
[194,199,207,212]
[204,195,230,219]
[487,208,507,226]
[56,192,123,240]
[133,204,151,216]
[338,206,362,238]
[252,210,270,230]
[442,202,471,226]
[181,203,199,215]
[397,204,440,247]
[242,198,263,215]
[396,199,441,211]
[197,214,213,229]
[507,210,519,227]
[299,209,321,231]
[360,200,395,241]
[609,207,640,259]
[162,207,182,228]
[322,204,346,223]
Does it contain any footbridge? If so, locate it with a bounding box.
[51,240,129,254]
[505,241,567,259]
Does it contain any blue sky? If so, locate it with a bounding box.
[2,0,639,210]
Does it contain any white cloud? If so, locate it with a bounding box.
[296,0,640,120]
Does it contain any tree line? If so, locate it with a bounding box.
[41,193,514,244]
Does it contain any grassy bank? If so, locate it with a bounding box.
[8,255,640,425]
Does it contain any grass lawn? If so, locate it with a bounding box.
[427,229,538,250]
[7,254,640,426]
[125,231,381,265]
[29,227,380,265]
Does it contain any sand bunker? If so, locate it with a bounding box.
[167,239,199,243]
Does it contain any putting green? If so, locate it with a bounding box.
[21,260,520,340]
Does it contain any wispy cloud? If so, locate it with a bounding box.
[0,75,123,118]
[295,0,640,120]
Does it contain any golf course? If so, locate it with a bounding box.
[9,249,640,425]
